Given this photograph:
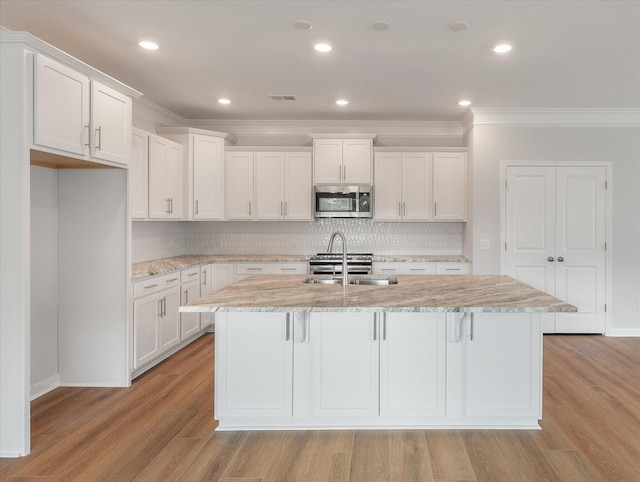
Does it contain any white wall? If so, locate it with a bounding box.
[30,166,59,396]
[469,125,640,334]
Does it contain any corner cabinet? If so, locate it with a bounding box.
[311,135,376,184]
[34,53,133,165]
[373,150,467,221]
[156,127,231,221]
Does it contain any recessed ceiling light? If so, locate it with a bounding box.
[458,100,471,106]
[292,19,313,30]
[138,39,161,50]
[492,43,512,54]
[314,43,332,53]
[336,99,349,106]
[218,98,231,105]
[447,20,469,32]
[370,20,390,31]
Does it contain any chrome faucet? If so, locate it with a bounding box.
[326,230,349,286]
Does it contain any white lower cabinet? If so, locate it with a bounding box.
[310,312,379,417]
[180,268,201,341]
[133,272,181,370]
[215,312,293,418]
[464,312,542,418]
[200,263,235,330]
[380,312,446,417]
[214,310,543,429]
[372,262,469,275]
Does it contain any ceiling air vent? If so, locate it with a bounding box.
[269,95,297,101]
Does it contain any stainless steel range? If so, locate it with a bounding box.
[309,253,373,275]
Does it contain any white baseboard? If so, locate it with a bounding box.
[607,328,640,337]
[30,374,60,400]
[0,450,25,458]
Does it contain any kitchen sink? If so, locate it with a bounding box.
[301,276,398,286]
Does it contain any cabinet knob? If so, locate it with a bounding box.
[557,256,564,262]
[548,257,555,262]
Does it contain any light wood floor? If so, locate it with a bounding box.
[1,333,639,481]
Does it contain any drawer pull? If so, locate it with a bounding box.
[188,272,199,277]
[144,284,158,289]
[166,278,179,283]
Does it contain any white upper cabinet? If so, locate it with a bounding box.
[312,137,374,184]
[374,152,432,221]
[156,127,228,221]
[34,54,90,156]
[256,151,312,220]
[148,134,184,219]
[374,150,466,221]
[225,151,255,220]
[130,128,148,219]
[90,81,131,164]
[433,153,467,221]
[33,54,132,165]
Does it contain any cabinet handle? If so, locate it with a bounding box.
[383,312,387,341]
[95,126,102,150]
[188,272,199,277]
[398,202,402,217]
[286,313,291,341]
[84,124,90,147]
[158,299,163,318]
[373,314,377,341]
[167,278,179,283]
[280,268,297,272]
[280,201,284,216]
[144,283,158,289]
[195,200,199,215]
[434,201,437,217]
[469,313,474,341]
[246,268,262,272]
[403,202,406,216]
[203,271,207,285]
[557,256,564,262]
[343,165,346,181]
[249,201,252,216]
[170,198,174,214]
[184,289,188,304]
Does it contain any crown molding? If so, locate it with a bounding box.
[132,97,185,128]
[183,119,463,137]
[470,108,640,127]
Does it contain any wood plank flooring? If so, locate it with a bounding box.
[1,333,639,481]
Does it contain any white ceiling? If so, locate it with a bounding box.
[1,0,639,122]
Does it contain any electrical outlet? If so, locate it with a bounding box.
[479,239,491,250]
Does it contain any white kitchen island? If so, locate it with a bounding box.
[181,275,576,431]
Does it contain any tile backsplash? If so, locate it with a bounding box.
[133,220,463,262]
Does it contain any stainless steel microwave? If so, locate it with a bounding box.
[314,185,372,218]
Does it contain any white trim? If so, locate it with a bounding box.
[133,97,185,128]
[607,328,640,337]
[30,374,60,400]
[472,108,640,127]
[500,160,613,335]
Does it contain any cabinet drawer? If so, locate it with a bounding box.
[134,272,181,299]
[373,262,435,275]
[181,267,201,283]
[435,262,469,275]
[236,262,307,276]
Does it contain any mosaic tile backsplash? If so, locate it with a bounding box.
[133,220,464,263]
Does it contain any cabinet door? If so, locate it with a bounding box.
[159,288,181,351]
[433,153,467,220]
[380,313,445,417]
[225,152,255,220]
[342,139,372,184]
[284,152,312,220]
[402,152,433,220]
[373,152,402,220]
[255,152,285,220]
[181,282,201,340]
[130,129,148,219]
[148,135,170,218]
[465,313,541,418]
[165,142,184,219]
[133,295,160,369]
[34,54,90,155]
[216,312,293,418]
[193,134,224,220]
[90,81,132,164]
[311,312,379,417]
[313,139,343,184]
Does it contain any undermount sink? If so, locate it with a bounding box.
[301,276,399,286]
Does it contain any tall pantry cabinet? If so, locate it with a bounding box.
[1,32,141,457]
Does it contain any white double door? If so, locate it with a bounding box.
[505,165,607,334]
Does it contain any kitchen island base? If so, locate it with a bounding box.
[214,311,542,430]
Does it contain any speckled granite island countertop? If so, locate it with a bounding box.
[181,274,576,313]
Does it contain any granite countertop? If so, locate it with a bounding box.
[132,254,469,280]
[180,274,576,313]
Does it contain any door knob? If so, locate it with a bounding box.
[547,257,555,262]
[557,256,564,262]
